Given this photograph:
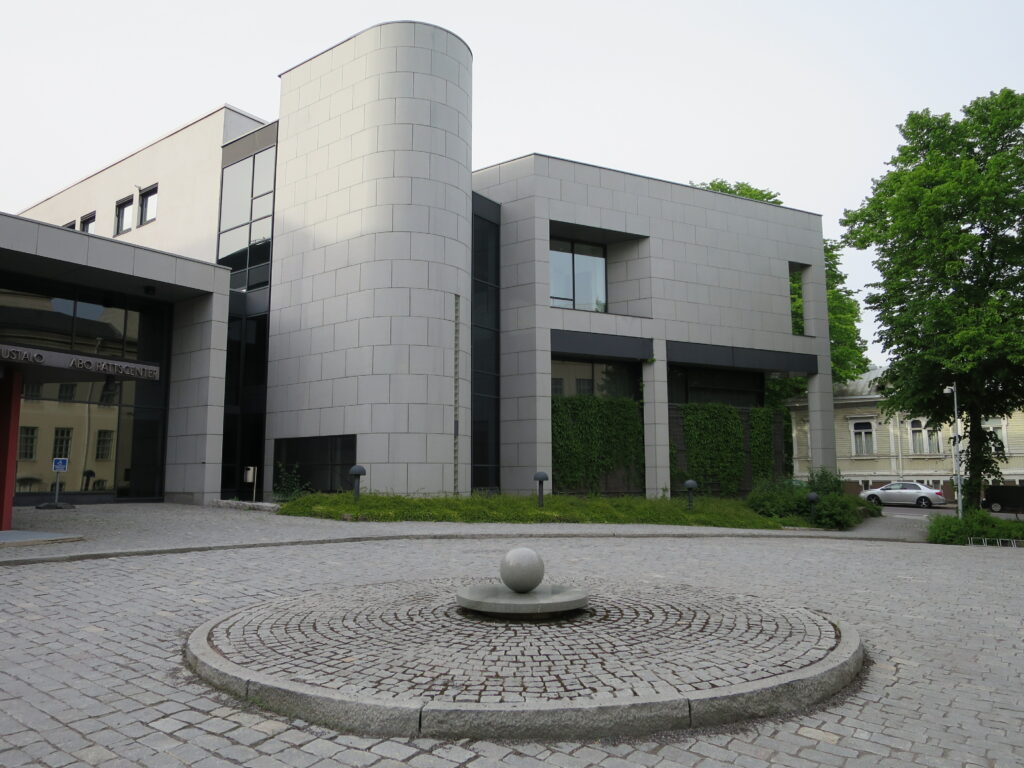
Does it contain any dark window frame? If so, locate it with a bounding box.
[549,239,608,313]
[80,212,96,234]
[114,196,134,236]
[138,184,158,226]
[63,221,76,229]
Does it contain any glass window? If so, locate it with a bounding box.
[551,358,641,400]
[252,148,276,197]
[63,221,76,229]
[250,217,272,243]
[115,197,133,235]
[18,427,37,460]
[549,239,606,312]
[0,287,76,350]
[983,418,1005,448]
[23,382,41,400]
[95,430,114,460]
[218,226,249,268]
[52,427,73,459]
[910,419,942,454]
[220,156,254,231]
[852,421,874,456]
[251,192,274,220]
[80,213,96,234]
[74,301,126,357]
[58,383,76,402]
[139,186,158,224]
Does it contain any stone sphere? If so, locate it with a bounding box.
[500,547,545,593]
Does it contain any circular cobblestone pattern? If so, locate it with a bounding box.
[187,579,863,740]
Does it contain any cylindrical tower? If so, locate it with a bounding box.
[269,22,473,494]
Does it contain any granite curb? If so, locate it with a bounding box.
[0,529,929,566]
[184,605,863,740]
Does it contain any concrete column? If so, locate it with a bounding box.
[644,339,671,498]
[0,368,23,530]
[801,253,836,471]
[165,293,227,504]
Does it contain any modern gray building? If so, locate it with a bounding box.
[0,20,834,521]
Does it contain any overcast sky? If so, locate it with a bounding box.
[3,0,1020,364]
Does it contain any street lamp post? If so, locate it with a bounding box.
[943,384,964,520]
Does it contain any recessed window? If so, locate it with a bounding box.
[115,197,134,235]
[18,427,37,461]
[52,427,73,459]
[95,430,114,461]
[63,221,76,229]
[852,420,875,456]
[23,382,42,400]
[58,383,76,402]
[80,213,96,234]
[550,239,607,312]
[139,185,158,225]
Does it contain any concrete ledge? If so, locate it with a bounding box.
[185,608,863,740]
[211,500,281,512]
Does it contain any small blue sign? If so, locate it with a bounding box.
[52,458,69,473]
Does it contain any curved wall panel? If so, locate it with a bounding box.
[268,22,473,494]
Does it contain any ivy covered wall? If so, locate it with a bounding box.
[551,396,645,494]
[669,403,791,495]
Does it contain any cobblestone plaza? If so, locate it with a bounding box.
[2,506,1022,766]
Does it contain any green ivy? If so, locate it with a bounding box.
[679,403,744,495]
[551,396,645,494]
[748,407,775,481]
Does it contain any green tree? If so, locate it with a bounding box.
[842,88,1024,504]
[692,180,870,401]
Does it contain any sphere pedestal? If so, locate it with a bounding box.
[455,546,589,618]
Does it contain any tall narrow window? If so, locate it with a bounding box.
[18,427,37,460]
[139,185,158,225]
[95,430,114,460]
[789,262,809,335]
[852,421,874,456]
[58,383,76,401]
[115,196,134,235]
[549,239,607,312]
[80,213,96,234]
[52,427,73,459]
[910,419,942,454]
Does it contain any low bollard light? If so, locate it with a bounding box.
[807,491,819,519]
[534,471,549,508]
[684,479,698,510]
[350,465,366,502]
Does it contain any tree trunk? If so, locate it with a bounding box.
[963,407,985,508]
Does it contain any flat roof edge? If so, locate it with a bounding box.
[473,153,823,218]
[19,105,267,214]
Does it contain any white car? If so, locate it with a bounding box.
[860,482,947,508]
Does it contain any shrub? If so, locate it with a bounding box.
[806,466,844,496]
[809,493,866,531]
[746,479,806,518]
[273,462,312,502]
[927,509,1024,545]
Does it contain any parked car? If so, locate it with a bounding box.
[860,482,947,508]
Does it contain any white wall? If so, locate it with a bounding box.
[21,107,264,264]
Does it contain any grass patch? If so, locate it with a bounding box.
[279,492,791,529]
[927,510,1024,545]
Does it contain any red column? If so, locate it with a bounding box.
[0,369,23,531]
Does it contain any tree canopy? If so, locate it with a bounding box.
[692,179,870,397]
[842,88,1024,503]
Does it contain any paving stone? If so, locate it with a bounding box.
[1,506,1022,767]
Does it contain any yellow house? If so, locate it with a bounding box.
[791,368,1023,491]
